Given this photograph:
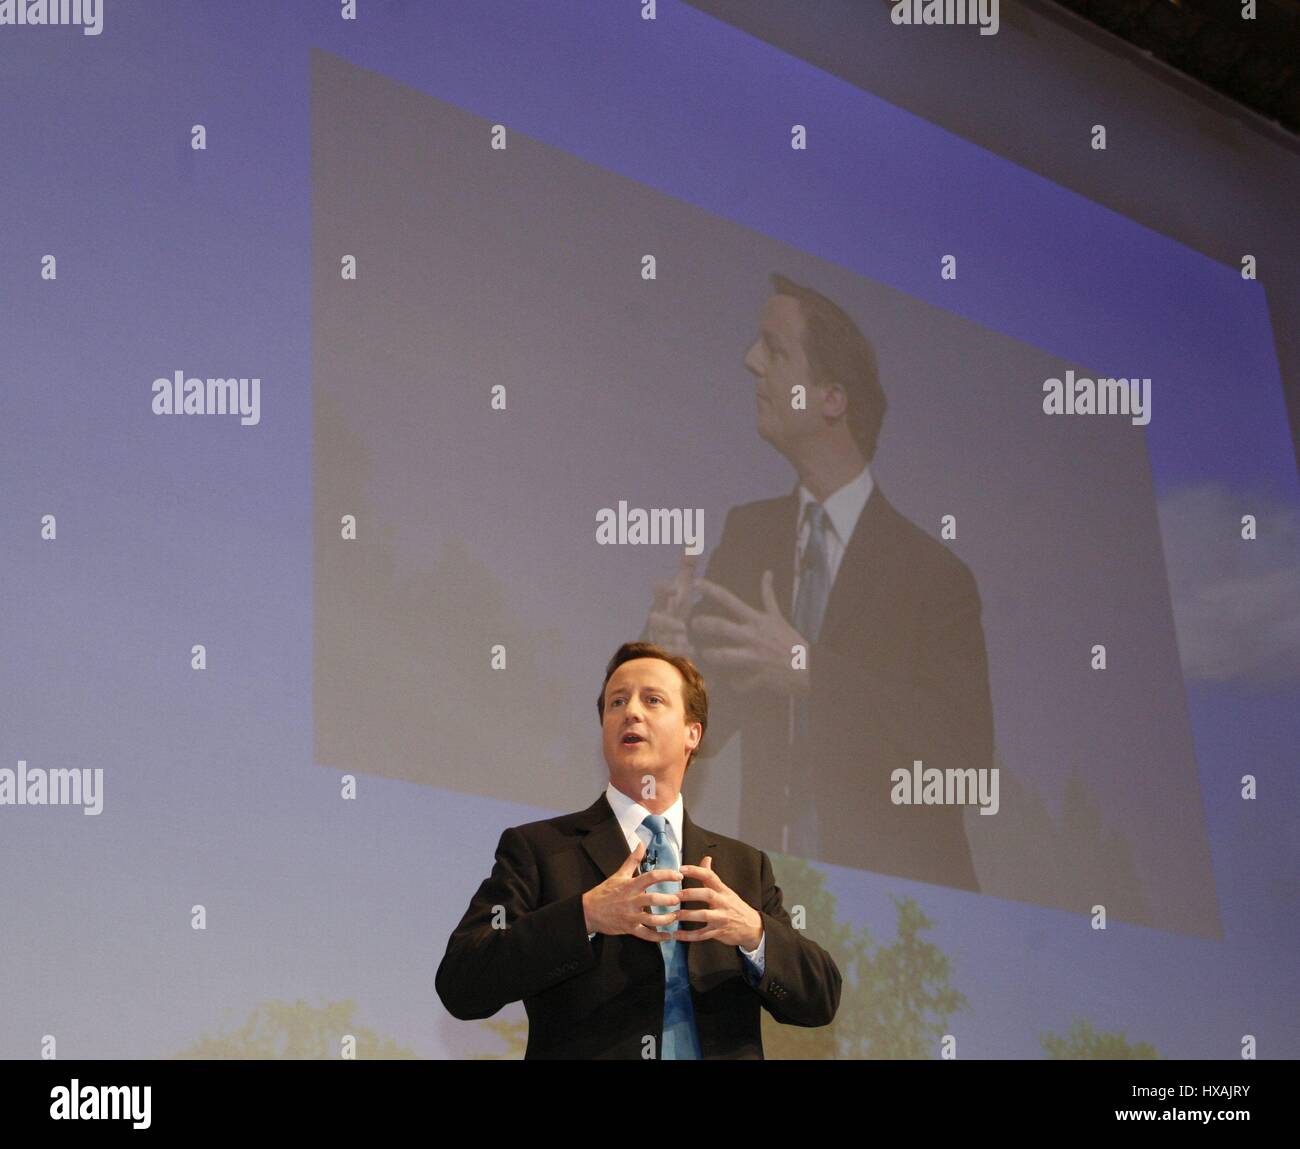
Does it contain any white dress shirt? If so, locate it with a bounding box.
[588,782,766,975]
[792,461,874,615]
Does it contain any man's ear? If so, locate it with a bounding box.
[820,379,848,420]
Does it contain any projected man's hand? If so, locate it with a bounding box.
[643,551,698,658]
[691,570,811,698]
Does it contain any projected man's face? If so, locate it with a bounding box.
[601,658,701,790]
[744,293,821,453]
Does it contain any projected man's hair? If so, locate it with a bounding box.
[769,271,887,461]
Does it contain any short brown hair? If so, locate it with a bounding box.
[597,642,709,771]
[770,271,886,461]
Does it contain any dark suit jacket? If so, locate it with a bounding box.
[435,792,842,1059]
[689,482,993,891]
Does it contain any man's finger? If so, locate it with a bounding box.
[695,578,759,621]
[669,554,699,615]
[690,614,749,646]
[672,908,712,925]
[759,569,782,615]
[637,911,678,930]
[673,927,720,942]
[679,863,724,889]
[635,867,683,890]
[619,840,647,875]
[674,885,714,904]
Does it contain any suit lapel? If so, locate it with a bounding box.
[680,806,717,890]
[771,488,799,619]
[819,481,898,640]
[578,792,635,880]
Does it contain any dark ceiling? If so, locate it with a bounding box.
[1047,0,1300,135]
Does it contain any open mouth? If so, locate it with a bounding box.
[621,734,646,746]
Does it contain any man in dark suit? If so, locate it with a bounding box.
[645,274,993,891]
[435,642,842,1059]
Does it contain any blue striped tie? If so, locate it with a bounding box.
[788,500,828,855]
[641,814,702,1059]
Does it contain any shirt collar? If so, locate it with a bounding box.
[797,461,874,544]
[604,781,683,849]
